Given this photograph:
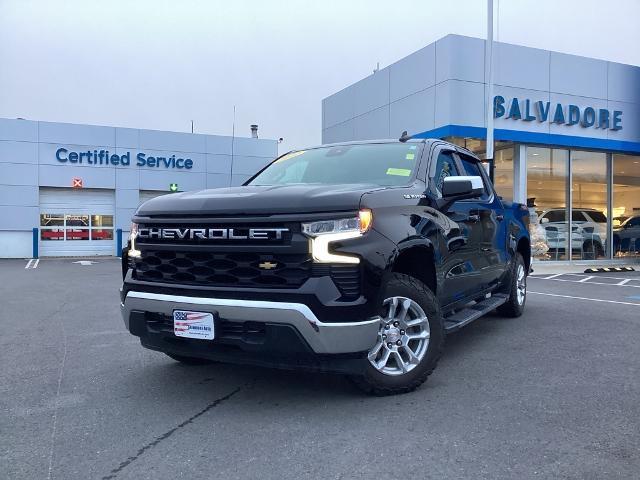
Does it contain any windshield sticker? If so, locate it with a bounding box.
[409,145,417,149]
[405,153,415,160]
[387,168,411,176]
[275,150,306,163]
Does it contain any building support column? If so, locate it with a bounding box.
[606,152,613,259]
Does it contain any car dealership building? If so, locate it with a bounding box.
[322,34,640,262]
[0,118,277,257]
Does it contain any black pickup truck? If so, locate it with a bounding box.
[121,139,531,395]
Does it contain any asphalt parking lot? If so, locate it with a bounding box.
[2,258,640,480]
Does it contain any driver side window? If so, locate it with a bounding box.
[433,151,460,197]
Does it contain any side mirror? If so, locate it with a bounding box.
[540,217,550,224]
[442,176,484,200]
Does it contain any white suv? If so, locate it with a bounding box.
[538,208,607,259]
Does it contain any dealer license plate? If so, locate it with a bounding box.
[173,310,215,340]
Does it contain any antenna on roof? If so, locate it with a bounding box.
[399,130,412,143]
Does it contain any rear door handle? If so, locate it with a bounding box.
[496,214,504,221]
[467,214,480,222]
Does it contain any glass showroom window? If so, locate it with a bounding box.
[612,154,640,258]
[570,150,608,260]
[527,147,570,261]
[493,146,514,202]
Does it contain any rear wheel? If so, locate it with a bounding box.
[351,273,444,396]
[496,253,526,317]
[165,353,214,365]
[582,240,603,260]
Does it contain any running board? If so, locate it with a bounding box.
[443,293,509,333]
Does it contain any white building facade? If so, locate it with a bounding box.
[0,118,277,257]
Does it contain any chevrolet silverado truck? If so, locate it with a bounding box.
[120,138,531,395]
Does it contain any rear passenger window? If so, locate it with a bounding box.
[433,151,460,197]
[458,154,490,201]
[545,210,566,223]
[572,211,588,222]
[586,211,607,223]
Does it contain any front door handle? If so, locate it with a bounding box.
[467,214,480,222]
[496,214,504,221]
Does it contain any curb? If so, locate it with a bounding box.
[583,266,636,273]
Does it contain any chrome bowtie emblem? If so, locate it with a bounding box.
[259,261,278,270]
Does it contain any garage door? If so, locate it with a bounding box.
[139,190,170,206]
[39,188,115,257]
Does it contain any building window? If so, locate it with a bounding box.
[40,214,65,241]
[40,213,114,242]
[570,150,608,260]
[528,147,613,262]
[527,147,570,261]
[493,147,514,202]
[613,154,640,258]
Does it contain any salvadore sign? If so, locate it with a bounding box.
[55,147,194,169]
[494,96,623,131]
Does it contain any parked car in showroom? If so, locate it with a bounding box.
[538,208,607,259]
[613,215,640,254]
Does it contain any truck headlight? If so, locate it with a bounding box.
[302,209,372,264]
[128,222,141,258]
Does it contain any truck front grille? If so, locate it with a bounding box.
[131,250,361,300]
[133,250,311,288]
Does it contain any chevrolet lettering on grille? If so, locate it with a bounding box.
[137,227,289,240]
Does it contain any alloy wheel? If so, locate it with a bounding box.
[368,296,430,376]
[516,263,526,305]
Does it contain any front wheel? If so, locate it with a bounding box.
[496,252,527,317]
[582,240,603,260]
[351,273,444,396]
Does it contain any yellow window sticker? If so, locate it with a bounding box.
[275,150,306,163]
[405,153,415,160]
[386,168,411,176]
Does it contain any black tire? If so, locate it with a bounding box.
[582,240,603,260]
[496,252,527,317]
[350,273,444,396]
[165,353,214,365]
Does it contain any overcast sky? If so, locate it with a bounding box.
[1,0,638,153]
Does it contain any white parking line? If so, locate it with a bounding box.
[529,277,640,288]
[555,273,635,281]
[24,258,40,269]
[542,273,563,280]
[529,291,640,307]
[618,279,631,285]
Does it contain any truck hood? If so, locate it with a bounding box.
[136,184,379,216]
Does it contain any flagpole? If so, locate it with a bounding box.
[486,0,495,180]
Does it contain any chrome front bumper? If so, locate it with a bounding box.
[120,291,380,354]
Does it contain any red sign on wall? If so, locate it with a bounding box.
[72,177,83,188]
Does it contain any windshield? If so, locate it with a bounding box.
[248,143,421,187]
